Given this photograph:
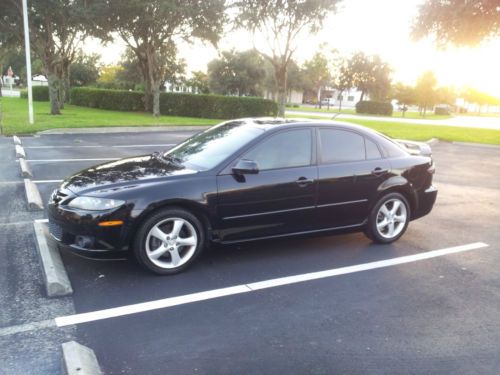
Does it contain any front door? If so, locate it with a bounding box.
[216,128,317,242]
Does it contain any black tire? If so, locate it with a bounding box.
[364,192,410,244]
[133,208,205,275]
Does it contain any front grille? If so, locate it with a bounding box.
[48,220,63,241]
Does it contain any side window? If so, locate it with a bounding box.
[365,138,382,160]
[319,129,365,163]
[244,129,312,170]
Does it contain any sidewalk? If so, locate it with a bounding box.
[286,110,500,131]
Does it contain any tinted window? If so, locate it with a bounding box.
[245,129,312,170]
[164,121,263,171]
[319,129,365,163]
[366,138,382,159]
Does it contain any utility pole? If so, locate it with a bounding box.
[22,0,34,124]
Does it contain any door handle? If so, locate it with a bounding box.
[295,177,314,187]
[371,167,388,177]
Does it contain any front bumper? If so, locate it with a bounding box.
[412,185,438,220]
[47,200,135,260]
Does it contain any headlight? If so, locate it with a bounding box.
[67,196,125,211]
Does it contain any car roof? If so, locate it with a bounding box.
[228,117,379,136]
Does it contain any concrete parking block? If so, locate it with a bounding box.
[33,221,73,297]
[61,341,102,375]
[20,158,33,178]
[13,135,22,145]
[24,178,44,210]
[15,145,26,158]
[426,138,439,145]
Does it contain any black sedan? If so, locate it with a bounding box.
[48,118,437,275]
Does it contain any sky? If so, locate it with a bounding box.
[85,0,500,97]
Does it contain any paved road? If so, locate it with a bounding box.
[1,130,500,374]
[287,110,500,130]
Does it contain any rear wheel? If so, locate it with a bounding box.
[133,208,205,275]
[365,193,410,244]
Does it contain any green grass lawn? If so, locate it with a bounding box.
[2,97,499,145]
[0,97,219,135]
[287,105,452,120]
[287,114,500,145]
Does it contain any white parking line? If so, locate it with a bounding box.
[54,242,488,327]
[0,319,55,337]
[24,144,175,149]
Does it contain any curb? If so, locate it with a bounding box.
[33,222,73,297]
[24,178,44,210]
[15,145,26,158]
[452,141,500,149]
[20,158,33,178]
[61,341,102,375]
[13,135,22,145]
[38,125,211,135]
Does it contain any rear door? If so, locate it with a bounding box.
[316,128,390,228]
[216,128,318,242]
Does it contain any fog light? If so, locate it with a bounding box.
[75,235,93,249]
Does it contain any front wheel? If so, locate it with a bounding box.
[133,208,205,275]
[364,193,410,244]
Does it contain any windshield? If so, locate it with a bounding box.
[163,120,264,171]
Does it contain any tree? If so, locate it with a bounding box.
[261,59,304,101]
[92,0,226,116]
[235,0,341,116]
[186,71,210,94]
[415,71,438,117]
[435,86,456,105]
[413,0,500,47]
[0,0,89,114]
[327,51,353,112]
[114,48,143,89]
[70,53,100,87]
[348,52,392,101]
[207,49,266,96]
[97,65,124,86]
[392,83,417,117]
[462,87,500,115]
[301,51,331,108]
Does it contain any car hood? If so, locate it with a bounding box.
[60,154,197,195]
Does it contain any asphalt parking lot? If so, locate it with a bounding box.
[1,130,500,374]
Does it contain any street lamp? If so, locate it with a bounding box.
[22,0,34,124]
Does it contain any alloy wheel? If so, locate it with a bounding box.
[375,198,408,239]
[145,217,198,269]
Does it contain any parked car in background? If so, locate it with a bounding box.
[48,118,437,274]
[434,104,451,115]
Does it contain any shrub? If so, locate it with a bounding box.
[355,100,393,116]
[159,93,277,119]
[69,87,278,119]
[20,86,49,101]
[70,87,144,111]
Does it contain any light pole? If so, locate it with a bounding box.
[22,0,34,124]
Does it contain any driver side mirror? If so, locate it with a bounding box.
[232,159,259,175]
